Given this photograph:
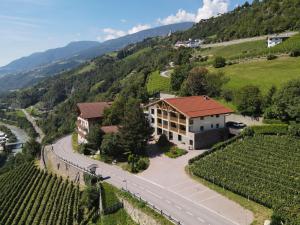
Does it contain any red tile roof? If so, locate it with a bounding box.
[77,102,111,119]
[101,126,119,134]
[164,96,233,118]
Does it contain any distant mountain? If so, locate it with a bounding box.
[0,41,101,76]
[0,22,193,93]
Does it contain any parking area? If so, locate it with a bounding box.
[139,151,253,225]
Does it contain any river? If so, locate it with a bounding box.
[0,122,29,153]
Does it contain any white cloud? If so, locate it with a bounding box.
[128,24,151,34]
[158,0,229,25]
[120,19,127,23]
[98,24,151,41]
[158,9,196,25]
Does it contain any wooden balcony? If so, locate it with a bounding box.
[179,129,186,135]
[170,127,178,132]
[157,122,162,128]
[170,116,178,122]
[157,113,162,118]
[179,118,186,124]
[76,121,87,132]
[163,124,168,129]
[163,114,168,120]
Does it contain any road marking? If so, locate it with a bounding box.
[199,195,219,203]
[186,211,193,216]
[197,217,205,223]
[146,189,163,199]
[175,205,182,210]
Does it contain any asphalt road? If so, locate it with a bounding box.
[22,109,45,143]
[53,135,252,225]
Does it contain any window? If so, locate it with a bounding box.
[151,109,155,115]
[189,140,193,146]
[216,124,220,128]
[200,126,204,131]
[151,118,155,124]
[189,119,193,125]
[169,132,173,140]
[178,135,182,141]
[211,124,214,128]
[211,115,214,118]
[200,117,204,120]
[216,115,220,118]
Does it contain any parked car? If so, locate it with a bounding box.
[226,121,247,129]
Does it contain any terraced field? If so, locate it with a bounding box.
[190,135,300,224]
[0,163,80,225]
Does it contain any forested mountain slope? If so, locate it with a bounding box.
[173,0,300,43]
[0,22,193,93]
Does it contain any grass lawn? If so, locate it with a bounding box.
[72,132,79,152]
[164,145,187,158]
[218,57,300,94]
[76,61,96,75]
[196,34,300,62]
[146,70,171,94]
[197,40,266,60]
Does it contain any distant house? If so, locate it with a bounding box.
[175,39,203,48]
[0,132,8,143]
[146,96,233,150]
[267,35,289,48]
[77,102,112,144]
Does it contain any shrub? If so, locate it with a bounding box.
[221,89,234,102]
[213,56,226,68]
[136,157,150,171]
[252,125,289,135]
[157,134,169,147]
[267,54,277,60]
[242,127,254,137]
[288,123,300,137]
[290,49,300,57]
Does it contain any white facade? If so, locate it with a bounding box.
[77,117,89,144]
[175,39,203,49]
[267,37,283,48]
[148,102,228,150]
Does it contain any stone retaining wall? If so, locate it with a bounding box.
[43,146,85,185]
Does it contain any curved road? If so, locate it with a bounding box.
[53,135,253,225]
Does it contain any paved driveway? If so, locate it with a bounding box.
[53,135,253,225]
[139,151,253,225]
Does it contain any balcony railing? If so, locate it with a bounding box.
[157,113,162,118]
[157,122,162,127]
[170,116,178,122]
[170,127,178,132]
[163,124,168,129]
[179,118,186,124]
[179,129,186,135]
[163,114,168,119]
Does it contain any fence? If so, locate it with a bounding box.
[43,145,100,185]
[122,188,183,225]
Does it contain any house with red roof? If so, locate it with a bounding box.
[146,96,233,150]
[76,102,112,144]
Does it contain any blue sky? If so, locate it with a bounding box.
[0,0,250,66]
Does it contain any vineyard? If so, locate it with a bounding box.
[190,135,300,224]
[0,163,80,225]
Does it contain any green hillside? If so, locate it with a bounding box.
[146,70,171,94]
[219,57,300,94]
[190,134,300,225]
[174,0,300,42]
